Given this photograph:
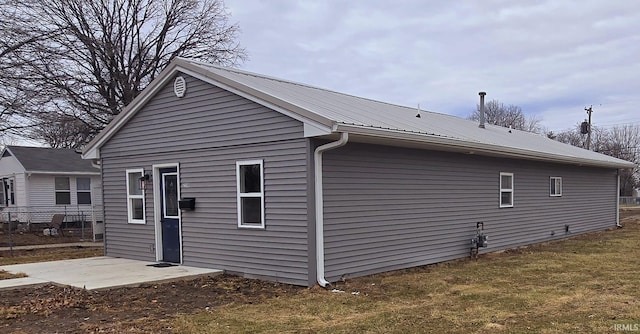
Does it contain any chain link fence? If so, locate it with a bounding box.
[620,197,640,206]
[0,205,104,241]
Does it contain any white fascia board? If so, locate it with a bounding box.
[82,147,100,160]
[304,123,332,137]
[176,64,334,129]
[336,124,635,169]
[3,147,27,173]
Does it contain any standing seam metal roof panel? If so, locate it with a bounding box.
[183,60,633,169]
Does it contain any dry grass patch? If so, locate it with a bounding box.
[0,270,27,280]
[0,246,103,266]
[173,216,640,334]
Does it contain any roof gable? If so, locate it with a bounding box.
[7,146,99,174]
[83,58,635,169]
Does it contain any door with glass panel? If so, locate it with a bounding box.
[159,167,180,263]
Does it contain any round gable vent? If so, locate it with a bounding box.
[173,76,187,98]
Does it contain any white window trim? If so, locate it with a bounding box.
[126,168,146,224]
[1,177,14,206]
[76,177,92,205]
[54,176,71,205]
[550,176,562,197]
[500,172,514,208]
[236,159,265,229]
[0,179,5,207]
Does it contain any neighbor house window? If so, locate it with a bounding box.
[550,177,562,197]
[126,169,145,224]
[55,177,71,205]
[500,172,514,208]
[236,160,264,228]
[0,179,5,207]
[77,177,92,204]
[1,178,14,206]
[8,179,14,205]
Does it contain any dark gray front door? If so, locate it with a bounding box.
[160,167,180,263]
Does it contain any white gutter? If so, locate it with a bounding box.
[616,169,621,227]
[315,132,349,287]
[334,124,635,170]
[91,159,101,170]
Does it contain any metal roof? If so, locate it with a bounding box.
[83,58,635,169]
[4,146,99,174]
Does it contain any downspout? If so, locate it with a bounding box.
[315,132,349,287]
[616,169,621,228]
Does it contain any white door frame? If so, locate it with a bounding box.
[152,163,182,263]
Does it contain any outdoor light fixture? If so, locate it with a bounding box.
[139,174,150,190]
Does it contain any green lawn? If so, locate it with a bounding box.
[173,213,640,333]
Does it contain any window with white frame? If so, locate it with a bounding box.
[236,160,264,228]
[500,172,514,208]
[8,179,14,205]
[1,178,14,206]
[55,177,71,205]
[0,179,5,207]
[550,177,562,197]
[126,169,145,224]
[76,177,92,204]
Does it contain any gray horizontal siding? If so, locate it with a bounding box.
[101,155,158,262]
[101,73,310,286]
[322,142,617,281]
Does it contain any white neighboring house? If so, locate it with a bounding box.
[0,146,102,225]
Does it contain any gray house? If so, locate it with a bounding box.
[82,58,634,287]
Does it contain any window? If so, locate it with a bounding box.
[500,172,514,208]
[76,177,92,204]
[550,177,562,197]
[0,178,13,206]
[55,177,71,205]
[236,160,264,228]
[8,179,14,205]
[0,179,4,207]
[126,169,145,224]
[162,173,179,218]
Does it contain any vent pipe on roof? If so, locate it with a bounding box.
[479,91,486,128]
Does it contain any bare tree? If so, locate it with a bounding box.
[2,0,247,145]
[469,99,543,133]
[554,124,640,195]
[0,0,53,135]
[596,125,640,196]
[24,114,96,149]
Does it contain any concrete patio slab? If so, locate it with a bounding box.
[0,276,49,291]
[0,256,221,290]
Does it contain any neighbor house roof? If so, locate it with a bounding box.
[3,146,99,174]
[83,58,635,169]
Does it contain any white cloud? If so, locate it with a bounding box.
[224,0,640,131]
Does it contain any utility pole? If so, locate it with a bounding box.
[585,105,593,150]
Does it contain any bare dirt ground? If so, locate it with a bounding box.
[1,208,639,333]
[0,274,301,334]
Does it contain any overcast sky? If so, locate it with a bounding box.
[224,0,640,133]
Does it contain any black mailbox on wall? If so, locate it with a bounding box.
[178,198,196,210]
